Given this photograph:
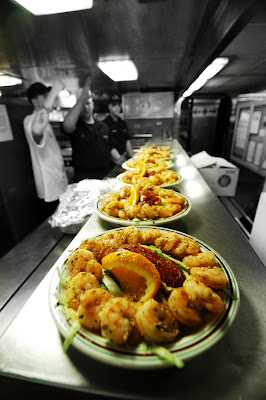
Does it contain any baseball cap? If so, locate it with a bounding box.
[108,94,121,105]
[26,82,51,103]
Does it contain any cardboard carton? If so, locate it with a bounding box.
[191,151,239,197]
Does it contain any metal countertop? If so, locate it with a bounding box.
[0,141,265,400]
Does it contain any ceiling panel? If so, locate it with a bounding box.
[0,0,265,99]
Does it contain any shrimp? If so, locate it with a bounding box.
[100,297,141,345]
[190,266,227,290]
[77,288,114,330]
[182,251,216,268]
[69,250,103,281]
[136,298,179,344]
[102,200,122,217]
[124,204,141,219]
[171,237,200,259]
[183,276,225,314]
[68,249,95,278]
[65,272,99,310]
[83,259,103,281]
[154,231,180,252]
[101,229,128,249]
[79,238,105,261]
[124,225,142,244]
[139,228,161,245]
[137,203,161,220]
[168,287,203,328]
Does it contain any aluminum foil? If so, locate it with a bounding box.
[48,178,117,233]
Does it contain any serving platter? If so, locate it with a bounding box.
[122,160,174,171]
[132,152,176,161]
[116,173,183,188]
[95,193,191,226]
[49,226,240,369]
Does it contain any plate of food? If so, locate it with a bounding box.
[95,180,191,225]
[133,144,175,160]
[122,158,174,171]
[117,167,183,188]
[49,226,240,369]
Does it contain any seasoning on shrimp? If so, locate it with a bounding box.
[136,298,179,344]
[65,272,99,310]
[100,297,141,345]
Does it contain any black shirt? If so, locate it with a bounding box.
[62,118,112,180]
[103,114,129,155]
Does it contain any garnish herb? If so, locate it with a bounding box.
[222,288,238,300]
[139,342,184,369]
[149,245,190,272]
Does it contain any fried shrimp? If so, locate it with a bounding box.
[183,276,225,314]
[190,266,227,290]
[77,288,114,330]
[182,251,217,268]
[136,298,179,344]
[168,287,203,328]
[65,272,99,310]
[100,298,141,345]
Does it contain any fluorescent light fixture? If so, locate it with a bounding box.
[98,60,138,81]
[0,75,22,86]
[13,0,93,15]
[183,57,229,97]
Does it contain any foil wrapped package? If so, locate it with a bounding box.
[48,178,117,234]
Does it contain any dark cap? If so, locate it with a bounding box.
[26,82,51,103]
[108,94,121,105]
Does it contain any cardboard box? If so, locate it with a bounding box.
[191,151,239,197]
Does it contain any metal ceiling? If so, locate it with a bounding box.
[0,0,266,99]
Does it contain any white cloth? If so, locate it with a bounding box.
[23,112,68,202]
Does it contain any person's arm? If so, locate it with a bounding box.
[31,79,65,144]
[111,147,121,161]
[126,139,134,157]
[62,76,91,134]
[44,79,65,111]
[31,109,50,144]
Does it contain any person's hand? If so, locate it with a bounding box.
[79,76,92,103]
[115,154,127,166]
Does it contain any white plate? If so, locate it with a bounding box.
[116,173,183,188]
[95,193,191,226]
[122,160,174,171]
[49,226,240,369]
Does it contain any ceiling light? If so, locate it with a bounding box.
[183,57,229,97]
[0,75,22,86]
[13,0,93,15]
[98,60,138,82]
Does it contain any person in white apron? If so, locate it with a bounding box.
[24,81,68,215]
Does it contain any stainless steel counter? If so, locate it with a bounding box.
[0,141,265,400]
